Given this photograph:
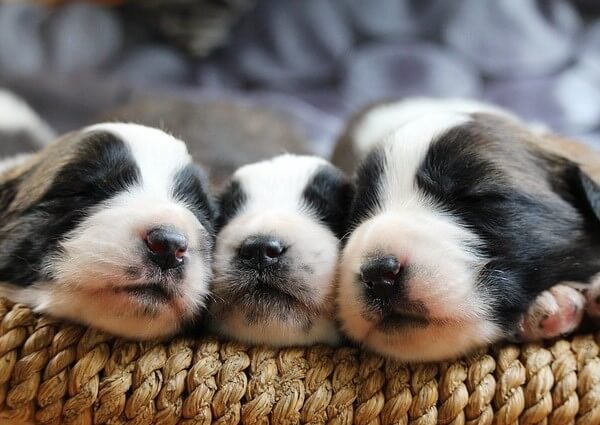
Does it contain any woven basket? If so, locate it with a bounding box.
[0,298,599,425]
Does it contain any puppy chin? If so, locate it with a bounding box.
[210,308,340,347]
[358,321,502,362]
[42,284,188,340]
[210,210,341,346]
[337,211,502,361]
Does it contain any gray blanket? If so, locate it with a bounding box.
[0,0,599,158]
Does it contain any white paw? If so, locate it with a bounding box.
[518,284,585,341]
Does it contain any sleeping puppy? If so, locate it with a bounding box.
[334,98,600,361]
[209,154,354,346]
[0,123,215,339]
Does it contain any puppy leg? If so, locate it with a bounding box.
[517,284,585,341]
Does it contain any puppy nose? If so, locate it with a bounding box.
[360,256,404,298]
[239,235,285,270]
[144,227,188,270]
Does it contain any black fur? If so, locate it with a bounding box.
[0,131,141,285]
[302,165,354,239]
[172,164,216,241]
[216,179,247,230]
[578,169,600,222]
[0,173,24,214]
[349,147,386,230]
[414,123,600,331]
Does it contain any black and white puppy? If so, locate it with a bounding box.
[209,154,354,346]
[334,98,600,361]
[0,123,215,339]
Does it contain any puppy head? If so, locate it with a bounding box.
[210,154,353,346]
[0,123,215,339]
[337,107,600,361]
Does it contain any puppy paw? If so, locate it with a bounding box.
[517,284,585,341]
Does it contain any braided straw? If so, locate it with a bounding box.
[0,299,598,425]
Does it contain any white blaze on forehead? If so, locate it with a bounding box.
[352,97,516,157]
[378,112,471,211]
[85,123,191,197]
[234,154,329,213]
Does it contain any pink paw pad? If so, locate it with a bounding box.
[518,285,585,341]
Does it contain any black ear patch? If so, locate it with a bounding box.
[579,169,600,222]
[553,163,600,229]
[349,146,386,228]
[44,131,140,201]
[302,165,355,239]
[172,163,216,238]
[216,179,247,231]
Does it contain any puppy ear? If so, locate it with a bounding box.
[544,151,600,225]
[303,165,355,240]
[578,168,600,222]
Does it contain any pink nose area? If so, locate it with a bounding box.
[175,247,186,259]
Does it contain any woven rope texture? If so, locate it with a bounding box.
[0,298,599,425]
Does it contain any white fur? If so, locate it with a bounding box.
[518,284,585,341]
[233,154,329,216]
[1,124,212,339]
[337,99,507,361]
[88,123,191,198]
[378,112,470,210]
[210,154,341,346]
[0,89,55,144]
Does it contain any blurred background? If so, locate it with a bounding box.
[1,0,600,162]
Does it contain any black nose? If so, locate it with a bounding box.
[238,235,286,271]
[144,227,188,270]
[360,256,405,299]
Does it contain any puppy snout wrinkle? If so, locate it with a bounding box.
[239,235,286,271]
[144,227,188,270]
[361,256,405,298]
